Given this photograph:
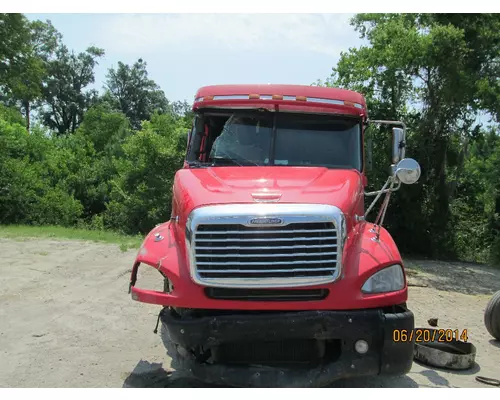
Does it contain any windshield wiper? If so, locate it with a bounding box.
[211,156,244,166]
[186,160,211,169]
[213,156,263,167]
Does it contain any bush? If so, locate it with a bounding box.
[104,114,186,234]
[0,116,83,226]
[26,187,83,226]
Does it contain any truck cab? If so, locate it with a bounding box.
[129,84,421,387]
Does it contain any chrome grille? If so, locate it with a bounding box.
[195,222,337,278]
[186,204,345,288]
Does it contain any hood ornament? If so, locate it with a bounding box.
[251,192,282,203]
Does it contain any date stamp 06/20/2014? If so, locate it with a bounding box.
[392,328,469,343]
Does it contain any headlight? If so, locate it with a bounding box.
[361,264,405,294]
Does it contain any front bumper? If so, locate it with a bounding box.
[161,306,414,387]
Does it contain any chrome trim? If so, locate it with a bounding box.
[194,236,336,242]
[197,259,338,265]
[196,228,335,235]
[197,251,338,258]
[354,214,365,223]
[196,244,334,250]
[307,97,344,106]
[185,203,346,288]
[213,95,249,100]
[367,119,406,131]
[198,267,335,273]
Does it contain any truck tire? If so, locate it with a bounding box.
[484,290,500,341]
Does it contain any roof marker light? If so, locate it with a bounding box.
[296,96,307,101]
[272,94,283,100]
[249,94,260,99]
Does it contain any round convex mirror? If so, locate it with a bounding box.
[395,158,421,184]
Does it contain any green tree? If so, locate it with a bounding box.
[321,13,500,259]
[105,113,185,233]
[68,105,131,219]
[0,13,29,88]
[103,58,169,129]
[0,15,62,130]
[40,45,105,134]
[9,20,62,130]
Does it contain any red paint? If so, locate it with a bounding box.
[174,167,363,228]
[130,84,405,311]
[195,84,367,107]
[193,85,368,118]
[131,221,406,310]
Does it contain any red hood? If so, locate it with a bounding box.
[172,166,365,225]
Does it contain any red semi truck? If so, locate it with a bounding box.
[129,84,422,387]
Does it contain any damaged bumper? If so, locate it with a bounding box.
[161,306,414,387]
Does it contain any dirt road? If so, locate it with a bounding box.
[1,237,499,388]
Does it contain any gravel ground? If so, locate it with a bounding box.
[1,237,499,388]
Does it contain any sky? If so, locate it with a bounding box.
[25,13,365,103]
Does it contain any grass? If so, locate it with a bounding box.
[0,225,144,251]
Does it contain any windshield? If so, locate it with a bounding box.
[207,113,362,170]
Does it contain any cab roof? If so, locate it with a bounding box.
[196,84,365,105]
[193,84,367,117]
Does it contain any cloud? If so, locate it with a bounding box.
[95,13,360,57]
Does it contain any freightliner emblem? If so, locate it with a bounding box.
[248,217,284,225]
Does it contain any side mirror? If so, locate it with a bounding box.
[186,130,191,147]
[395,158,421,185]
[392,127,406,164]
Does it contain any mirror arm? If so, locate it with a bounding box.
[371,180,395,241]
[364,180,401,197]
[367,119,406,131]
[364,175,400,218]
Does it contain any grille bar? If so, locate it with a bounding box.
[195,236,337,242]
[196,228,336,235]
[197,259,337,266]
[196,244,335,250]
[196,252,337,258]
[198,267,335,273]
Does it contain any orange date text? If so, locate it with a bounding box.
[392,329,468,343]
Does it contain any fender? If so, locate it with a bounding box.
[342,220,407,306]
[129,219,407,310]
[129,221,186,305]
